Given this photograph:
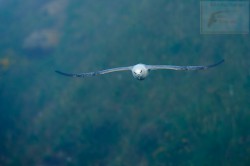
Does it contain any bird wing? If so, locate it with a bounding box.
[146,59,224,71]
[55,66,133,78]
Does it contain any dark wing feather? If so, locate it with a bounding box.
[55,66,132,78]
[147,59,224,71]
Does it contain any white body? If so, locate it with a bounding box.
[132,64,149,80]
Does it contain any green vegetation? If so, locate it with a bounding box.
[0,0,249,165]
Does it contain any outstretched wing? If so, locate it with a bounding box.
[55,66,133,78]
[147,59,224,71]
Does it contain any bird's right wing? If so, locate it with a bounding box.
[147,59,224,71]
[55,66,133,78]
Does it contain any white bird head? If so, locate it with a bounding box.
[132,64,149,80]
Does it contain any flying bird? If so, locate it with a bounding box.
[55,59,224,80]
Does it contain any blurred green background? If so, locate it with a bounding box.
[0,0,249,165]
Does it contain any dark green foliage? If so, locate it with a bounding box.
[0,0,249,165]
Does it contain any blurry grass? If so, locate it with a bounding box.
[0,0,250,166]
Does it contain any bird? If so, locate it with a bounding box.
[55,59,224,81]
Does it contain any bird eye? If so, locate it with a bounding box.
[140,70,142,73]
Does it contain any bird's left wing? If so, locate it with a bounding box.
[146,59,224,71]
[55,66,133,78]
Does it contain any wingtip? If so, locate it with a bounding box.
[219,59,225,63]
[55,70,74,77]
[216,59,225,66]
[207,59,225,68]
[55,70,64,75]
